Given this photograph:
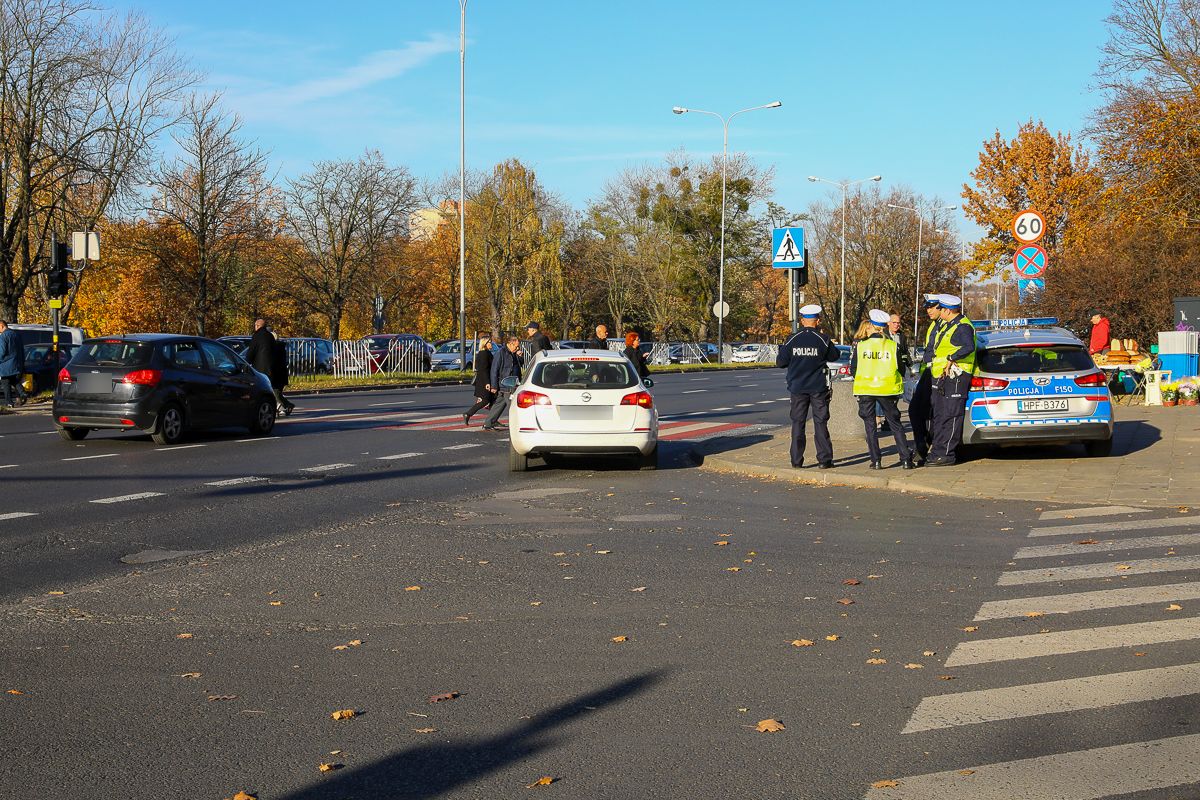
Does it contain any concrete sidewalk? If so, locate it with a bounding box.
[696,404,1200,508]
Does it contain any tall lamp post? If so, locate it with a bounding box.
[457,0,468,370]
[672,100,782,360]
[888,202,957,341]
[807,174,881,343]
[935,228,968,301]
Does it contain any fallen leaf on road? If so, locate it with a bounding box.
[939,675,956,680]
[179,672,202,679]
[332,645,348,651]
[1134,652,1147,657]
[843,579,861,586]
[318,763,343,773]
[756,719,785,733]
[791,639,814,647]
[413,727,437,734]
[594,550,611,555]
[871,780,900,788]
[529,601,543,606]
[1025,611,1045,618]
[630,587,647,592]
[7,689,24,695]
[836,598,855,605]
[176,633,193,639]
[867,574,883,579]
[825,635,840,641]
[46,591,64,596]
[958,769,976,775]
[962,626,978,632]
[922,651,936,657]
[714,541,729,546]
[611,636,628,643]
[268,601,283,606]
[1166,604,1183,611]
[429,692,460,703]
[904,663,924,669]
[1179,506,1190,513]
[331,708,357,719]
[1074,539,1099,545]
[866,658,887,665]
[404,586,422,591]
[330,750,342,755]
[725,567,741,572]
[527,776,556,787]
[208,695,238,702]
[228,792,257,800]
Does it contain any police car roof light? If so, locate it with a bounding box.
[973,317,1059,331]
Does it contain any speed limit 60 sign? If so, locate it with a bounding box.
[1012,209,1046,244]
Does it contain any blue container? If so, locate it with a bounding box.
[1160,352,1199,380]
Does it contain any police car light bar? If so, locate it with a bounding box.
[974,317,1059,331]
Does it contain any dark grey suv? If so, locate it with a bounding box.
[53,335,277,444]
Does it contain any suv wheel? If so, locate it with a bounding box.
[151,404,185,446]
[58,427,88,441]
[509,444,529,472]
[638,445,658,470]
[249,397,276,436]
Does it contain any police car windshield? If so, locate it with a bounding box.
[978,344,1094,374]
[531,360,638,390]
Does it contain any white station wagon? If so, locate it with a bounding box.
[501,349,658,472]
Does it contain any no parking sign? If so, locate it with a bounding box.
[1013,244,1048,278]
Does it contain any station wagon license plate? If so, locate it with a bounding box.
[1018,398,1069,413]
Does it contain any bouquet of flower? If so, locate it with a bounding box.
[1179,380,1199,405]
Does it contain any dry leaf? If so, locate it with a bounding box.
[922,651,936,657]
[629,587,647,592]
[866,658,887,665]
[229,793,257,800]
[611,636,628,643]
[429,692,460,703]
[348,639,362,646]
[836,598,855,605]
[318,763,343,773]
[7,689,24,695]
[867,574,883,579]
[413,727,437,734]
[268,601,283,606]
[958,769,976,775]
[871,780,900,789]
[1179,506,1190,513]
[939,675,956,680]
[1134,652,1147,657]
[824,635,840,641]
[756,718,785,733]
[843,579,862,586]
[714,541,729,546]
[791,639,815,647]
[1115,564,1132,571]
[404,586,422,591]
[331,708,357,720]
[333,645,348,651]
[1074,539,1099,545]
[179,672,202,679]
[176,633,193,639]
[904,663,924,669]
[46,590,64,596]
[529,601,543,606]
[527,776,556,788]
[1166,604,1183,611]
[725,567,741,572]
[594,550,611,555]
[207,695,237,702]
[962,626,978,632]
[1024,611,1045,618]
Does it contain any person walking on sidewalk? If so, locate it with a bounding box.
[526,322,552,358]
[482,336,524,431]
[463,332,495,426]
[852,311,914,470]
[909,294,943,465]
[0,320,28,408]
[776,304,842,469]
[246,318,294,416]
[927,294,976,467]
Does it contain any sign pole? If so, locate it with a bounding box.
[51,232,60,355]
[789,268,798,334]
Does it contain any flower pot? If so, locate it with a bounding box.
[1163,399,1178,407]
[1184,398,1199,406]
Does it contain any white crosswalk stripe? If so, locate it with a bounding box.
[945,616,1200,667]
[1028,514,1200,538]
[1013,531,1200,558]
[1038,505,1151,521]
[997,554,1200,585]
[975,581,1200,620]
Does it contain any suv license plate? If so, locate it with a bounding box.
[1018,398,1069,413]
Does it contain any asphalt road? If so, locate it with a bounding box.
[1,369,1197,799]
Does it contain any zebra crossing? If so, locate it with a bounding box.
[867,504,1200,799]
[379,413,764,441]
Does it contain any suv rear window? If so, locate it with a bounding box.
[71,340,152,367]
[531,360,638,390]
[978,344,1094,374]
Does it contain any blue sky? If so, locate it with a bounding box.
[121,1,1112,239]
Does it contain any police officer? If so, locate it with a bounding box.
[908,293,943,465]
[852,309,914,470]
[927,294,976,466]
[776,304,842,469]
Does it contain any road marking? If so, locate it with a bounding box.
[378,452,423,460]
[0,464,17,469]
[682,389,707,394]
[299,463,353,472]
[1039,505,1151,520]
[903,662,1200,733]
[62,453,120,462]
[369,400,415,406]
[975,581,1200,620]
[1014,532,1200,559]
[712,407,733,411]
[204,477,267,486]
[735,403,755,407]
[37,431,57,435]
[775,396,790,401]
[235,436,280,443]
[689,377,710,381]
[742,383,759,387]
[90,492,166,504]
[863,733,1200,800]
[1029,515,1200,538]
[155,444,206,452]
[945,616,1200,667]
[443,443,481,450]
[0,512,37,521]
[756,400,774,404]
[997,554,1200,585]
[659,422,751,441]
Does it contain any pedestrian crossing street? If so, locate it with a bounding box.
[866,504,1200,799]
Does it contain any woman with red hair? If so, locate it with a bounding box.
[623,331,650,379]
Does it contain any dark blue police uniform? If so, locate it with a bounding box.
[776,326,841,467]
[929,313,976,465]
[909,317,942,461]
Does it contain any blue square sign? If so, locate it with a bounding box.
[772,227,804,269]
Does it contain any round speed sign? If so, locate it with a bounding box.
[1012,210,1046,244]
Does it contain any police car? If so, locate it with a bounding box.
[963,318,1114,456]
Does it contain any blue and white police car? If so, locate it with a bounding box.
[963,318,1114,456]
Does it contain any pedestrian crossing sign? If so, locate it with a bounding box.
[772,227,805,269]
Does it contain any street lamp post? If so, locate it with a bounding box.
[888,203,957,341]
[457,0,468,371]
[935,228,967,301]
[673,100,782,361]
[807,174,882,343]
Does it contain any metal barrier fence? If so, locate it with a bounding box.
[330,339,431,376]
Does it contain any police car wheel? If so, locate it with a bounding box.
[1084,439,1113,458]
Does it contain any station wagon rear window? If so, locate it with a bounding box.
[978,344,1094,374]
[531,360,639,390]
[71,340,152,367]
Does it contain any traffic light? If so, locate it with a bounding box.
[797,248,809,287]
[48,241,69,297]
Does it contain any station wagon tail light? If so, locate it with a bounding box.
[621,391,654,409]
[57,367,73,383]
[516,390,552,408]
[1074,372,1107,387]
[121,369,162,386]
[970,376,1010,391]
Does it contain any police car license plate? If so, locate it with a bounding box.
[1018,398,1069,413]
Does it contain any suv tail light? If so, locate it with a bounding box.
[516,390,551,408]
[121,369,162,387]
[621,391,654,409]
[58,367,73,383]
[970,376,1010,391]
[1074,372,1107,387]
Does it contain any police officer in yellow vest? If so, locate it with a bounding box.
[927,294,976,466]
[908,293,943,464]
[851,310,914,469]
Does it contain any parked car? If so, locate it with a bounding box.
[284,337,335,375]
[53,335,277,445]
[827,345,853,382]
[9,323,88,347]
[504,349,658,471]
[22,343,79,393]
[731,343,765,363]
[431,339,474,371]
[217,336,251,355]
[360,334,432,373]
[556,340,592,350]
[668,343,718,364]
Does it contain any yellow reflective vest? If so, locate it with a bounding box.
[931,315,977,378]
[853,336,904,396]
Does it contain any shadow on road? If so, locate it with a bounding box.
[277,671,664,800]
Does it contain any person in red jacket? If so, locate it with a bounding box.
[1088,310,1111,355]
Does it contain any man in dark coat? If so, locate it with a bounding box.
[586,323,609,351]
[482,336,524,431]
[526,322,552,358]
[464,332,495,426]
[0,320,27,408]
[245,318,294,415]
[776,304,842,469]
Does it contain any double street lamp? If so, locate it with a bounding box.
[807,174,881,342]
[887,202,957,341]
[673,100,782,360]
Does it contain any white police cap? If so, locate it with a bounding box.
[923,293,941,305]
[939,294,963,309]
[799,304,822,318]
[868,309,890,326]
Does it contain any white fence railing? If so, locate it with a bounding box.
[330,339,431,376]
